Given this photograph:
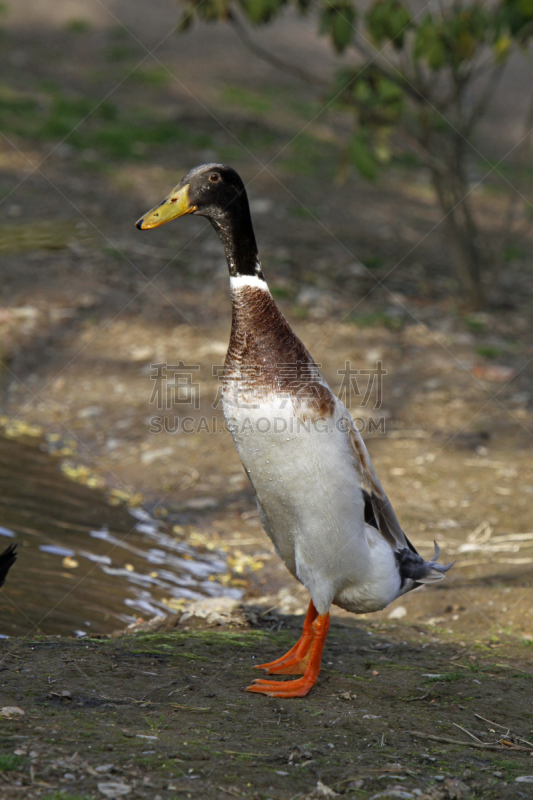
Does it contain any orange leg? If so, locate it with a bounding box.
[245,611,330,698]
[254,600,318,675]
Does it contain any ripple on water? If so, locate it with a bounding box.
[0,435,240,637]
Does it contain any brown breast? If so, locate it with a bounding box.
[223,286,335,421]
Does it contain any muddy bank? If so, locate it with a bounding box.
[1,615,533,799]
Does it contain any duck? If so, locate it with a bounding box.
[0,543,16,588]
[136,164,453,698]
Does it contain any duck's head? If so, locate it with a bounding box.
[136,163,249,230]
[136,163,261,278]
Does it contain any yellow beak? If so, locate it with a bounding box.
[136,184,196,230]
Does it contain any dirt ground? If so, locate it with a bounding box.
[1,618,533,800]
[0,1,533,798]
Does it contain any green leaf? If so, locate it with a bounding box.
[366,0,412,49]
[493,33,512,61]
[320,1,357,53]
[349,133,377,179]
[427,39,446,69]
[415,7,488,70]
[198,0,231,22]
[177,8,194,31]
[497,0,533,41]
[373,127,394,163]
[445,7,489,65]
[242,0,284,24]
[332,12,354,50]
[414,17,446,70]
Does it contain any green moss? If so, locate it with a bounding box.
[90,117,212,158]
[364,255,386,269]
[131,629,277,649]
[0,754,25,771]
[135,755,162,769]
[217,145,242,162]
[422,672,463,683]
[476,345,502,359]
[43,793,93,800]
[394,152,421,168]
[289,205,318,219]
[107,25,129,41]
[503,244,524,262]
[291,305,310,319]
[102,245,127,260]
[129,66,170,87]
[270,284,293,299]
[488,757,521,775]
[0,85,212,159]
[0,221,80,254]
[349,311,403,330]
[0,89,39,122]
[233,126,277,149]
[222,86,272,115]
[464,316,486,332]
[281,133,337,177]
[105,44,139,62]
[64,18,92,33]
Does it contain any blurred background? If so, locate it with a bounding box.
[0,0,531,643]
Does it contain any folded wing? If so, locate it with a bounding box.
[346,416,453,587]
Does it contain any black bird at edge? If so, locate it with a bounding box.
[0,544,16,588]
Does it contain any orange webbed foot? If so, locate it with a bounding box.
[253,644,307,674]
[245,610,330,698]
[245,674,317,698]
[253,601,318,675]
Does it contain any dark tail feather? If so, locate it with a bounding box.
[0,543,16,588]
[395,541,454,587]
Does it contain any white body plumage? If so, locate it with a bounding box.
[223,277,449,618]
[224,390,401,616]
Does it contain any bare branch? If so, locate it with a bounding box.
[395,128,447,176]
[501,89,533,250]
[228,13,328,89]
[465,62,507,136]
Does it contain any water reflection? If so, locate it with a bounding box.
[0,435,240,637]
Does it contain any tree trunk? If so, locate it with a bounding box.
[430,169,486,310]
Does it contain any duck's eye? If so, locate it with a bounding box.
[209,173,220,183]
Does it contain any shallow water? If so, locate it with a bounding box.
[0,436,240,637]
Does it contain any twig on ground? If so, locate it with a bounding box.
[218,787,243,797]
[474,713,510,731]
[517,736,533,748]
[452,723,483,743]
[495,663,533,675]
[409,731,533,752]
[449,649,467,661]
[168,685,192,696]
[140,680,177,700]
[405,690,430,702]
